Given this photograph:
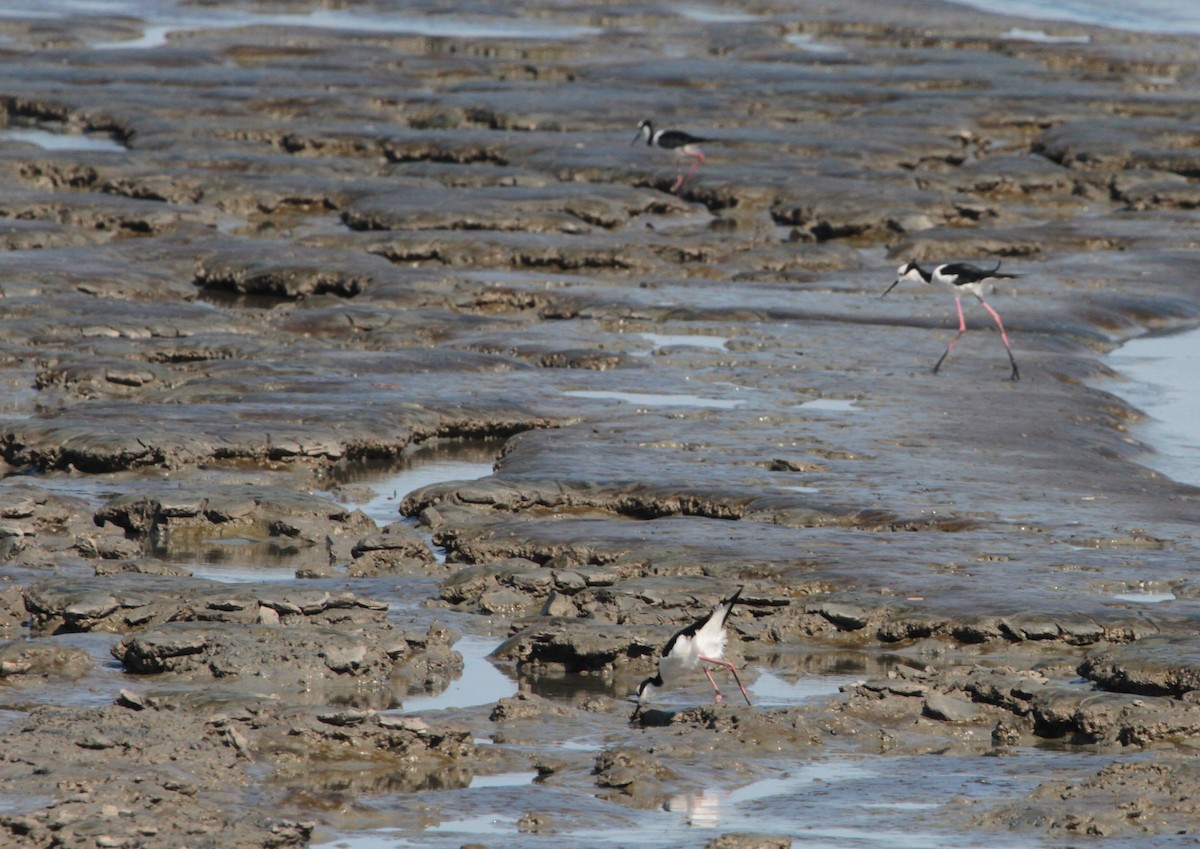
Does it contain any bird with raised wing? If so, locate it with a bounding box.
[635,587,751,707]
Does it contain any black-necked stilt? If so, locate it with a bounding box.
[632,119,712,194]
[635,587,751,707]
[882,260,1020,381]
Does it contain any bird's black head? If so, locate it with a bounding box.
[632,119,654,146]
[881,260,927,298]
[634,673,662,703]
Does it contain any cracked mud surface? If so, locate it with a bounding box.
[2,0,1200,847]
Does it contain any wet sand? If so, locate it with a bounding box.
[2,0,1200,847]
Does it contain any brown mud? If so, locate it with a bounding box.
[1,0,1200,847]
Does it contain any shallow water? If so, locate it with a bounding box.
[188,559,298,583]
[1105,326,1200,488]
[1111,591,1176,604]
[946,0,1199,34]
[0,127,126,151]
[316,753,1049,849]
[326,458,498,527]
[2,0,602,48]
[748,668,860,706]
[634,332,730,353]
[564,389,747,409]
[390,636,516,712]
[0,632,127,710]
[796,398,859,413]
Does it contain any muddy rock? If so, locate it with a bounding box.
[112,619,461,695]
[979,760,1200,837]
[1078,636,1200,698]
[0,640,91,681]
[837,662,1200,749]
[257,707,476,794]
[24,575,389,634]
[439,558,548,609]
[3,0,1200,844]
[494,618,660,676]
[193,243,381,299]
[489,692,574,723]
[705,835,793,849]
[348,521,437,576]
[0,703,311,849]
[94,485,373,541]
[593,745,676,801]
[112,621,397,682]
[0,585,26,635]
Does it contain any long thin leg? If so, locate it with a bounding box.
[673,150,705,194]
[976,294,1020,381]
[932,295,968,374]
[699,655,752,706]
[702,666,725,703]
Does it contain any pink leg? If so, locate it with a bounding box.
[699,655,752,706]
[673,150,705,194]
[703,666,724,703]
[932,296,968,374]
[976,295,1020,381]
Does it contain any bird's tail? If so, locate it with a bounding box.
[988,260,1019,280]
[719,586,744,624]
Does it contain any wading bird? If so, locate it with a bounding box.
[635,587,751,707]
[882,260,1020,381]
[632,119,712,193]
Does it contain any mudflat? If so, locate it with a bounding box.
[1,1,1200,847]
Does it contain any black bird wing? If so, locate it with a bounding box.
[939,261,1019,284]
[658,586,743,657]
[656,129,712,149]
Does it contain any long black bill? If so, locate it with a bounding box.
[880,279,901,299]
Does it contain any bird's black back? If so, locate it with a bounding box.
[656,129,711,149]
[940,260,1018,283]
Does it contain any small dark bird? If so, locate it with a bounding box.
[635,587,751,707]
[632,119,712,193]
[882,260,1020,381]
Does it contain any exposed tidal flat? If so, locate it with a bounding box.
[1,1,1200,847]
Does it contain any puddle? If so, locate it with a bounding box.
[635,332,730,353]
[748,668,858,706]
[467,772,538,789]
[148,531,315,581]
[188,562,298,584]
[0,127,126,152]
[426,814,519,835]
[71,3,603,49]
[1105,326,1200,487]
[0,632,127,710]
[669,762,872,828]
[1001,27,1090,42]
[946,0,1200,35]
[779,484,821,493]
[675,5,760,22]
[784,32,848,53]
[2,468,151,508]
[330,459,496,527]
[564,389,746,409]
[386,636,515,713]
[1111,592,1175,603]
[316,751,1048,849]
[320,441,501,528]
[796,398,859,412]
